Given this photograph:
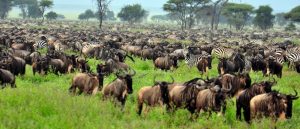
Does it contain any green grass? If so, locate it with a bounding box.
[0,57,300,129]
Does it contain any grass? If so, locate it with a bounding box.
[0,56,300,129]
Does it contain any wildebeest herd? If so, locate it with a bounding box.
[0,21,299,124]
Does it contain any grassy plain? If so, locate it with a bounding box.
[0,55,299,129]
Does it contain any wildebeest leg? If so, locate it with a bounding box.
[137,102,143,115]
[121,99,126,111]
[222,104,226,115]
[11,82,16,88]
[244,106,251,123]
[69,85,76,94]
[77,90,83,95]
[236,103,242,120]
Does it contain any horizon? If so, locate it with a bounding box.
[8,0,300,20]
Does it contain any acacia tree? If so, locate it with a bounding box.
[45,11,57,20]
[0,0,14,19]
[222,3,253,30]
[210,0,228,30]
[78,9,95,21]
[285,6,300,23]
[285,6,300,30]
[253,5,275,30]
[103,10,116,21]
[14,0,37,19]
[39,0,53,23]
[117,4,148,24]
[275,13,287,26]
[163,0,209,30]
[95,0,112,29]
[27,0,42,19]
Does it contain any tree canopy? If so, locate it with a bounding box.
[78,9,95,21]
[45,11,57,20]
[117,4,148,24]
[163,0,210,30]
[275,13,287,26]
[253,5,275,30]
[39,0,53,22]
[285,5,300,22]
[0,0,14,19]
[223,3,254,30]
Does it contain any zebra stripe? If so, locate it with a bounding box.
[184,51,210,67]
[33,40,48,49]
[212,47,234,59]
[285,48,300,68]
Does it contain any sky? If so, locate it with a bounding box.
[9,0,300,19]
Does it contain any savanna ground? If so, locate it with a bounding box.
[0,52,300,129]
[0,20,300,129]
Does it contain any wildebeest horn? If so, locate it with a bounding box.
[222,83,232,93]
[271,77,276,84]
[153,74,159,84]
[169,75,174,84]
[290,89,299,99]
[116,69,126,77]
[129,67,136,76]
[209,87,216,92]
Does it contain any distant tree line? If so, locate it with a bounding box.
[1,0,300,31]
[0,0,65,22]
[161,0,300,32]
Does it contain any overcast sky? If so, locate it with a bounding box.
[9,0,300,19]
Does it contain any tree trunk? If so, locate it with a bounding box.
[20,5,27,19]
[99,14,103,29]
[210,3,217,43]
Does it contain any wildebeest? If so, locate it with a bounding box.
[236,79,276,122]
[103,68,136,109]
[195,85,231,116]
[32,56,50,75]
[0,68,16,88]
[250,90,298,120]
[218,53,245,75]
[197,57,209,76]
[217,73,251,97]
[295,61,300,73]
[69,64,107,95]
[49,59,65,75]
[154,55,178,71]
[137,76,174,115]
[169,78,214,113]
[267,56,283,78]
[251,54,267,76]
[0,55,26,76]
[105,58,129,74]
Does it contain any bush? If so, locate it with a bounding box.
[285,22,296,31]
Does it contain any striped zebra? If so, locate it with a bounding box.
[212,47,234,59]
[184,50,211,68]
[285,47,300,69]
[33,40,48,50]
[269,54,285,65]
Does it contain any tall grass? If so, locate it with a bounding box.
[0,57,299,129]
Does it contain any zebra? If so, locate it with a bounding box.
[285,47,300,69]
[183,49,211,68]
[212,47,234,59]
[33,40,48,50]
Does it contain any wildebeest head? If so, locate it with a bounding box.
[209,85,231,111]
[116,68,136,94]
[97,63,109,76]
[154,75,174,104]
[206,55,212,69]
[237,72,251,89]
[169,54,178,68]
[262,78,277,92]
[285,89,299,119]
